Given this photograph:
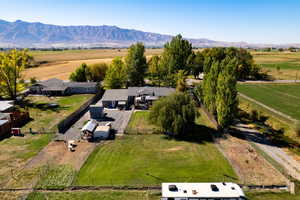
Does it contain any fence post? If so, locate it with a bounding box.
[289,181,295,194]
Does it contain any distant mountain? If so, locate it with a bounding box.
[0,19,299,48]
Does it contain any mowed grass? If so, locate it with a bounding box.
[26,191,161,200]
[251,51,300,79]
[238,84,300,120]
[245,192,300,200]
[75,135,236,186]
[125,111,160,134]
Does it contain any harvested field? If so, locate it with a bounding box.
[30,49,163,63]
[23,58,113,80]
[251,51,300,80]
[218,135,287,185]
[24,49,163,80]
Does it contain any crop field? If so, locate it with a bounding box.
[24,49,163,80]
[251,51,300,79]
[238,83,300,121]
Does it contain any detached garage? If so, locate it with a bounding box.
[101,89,128,109]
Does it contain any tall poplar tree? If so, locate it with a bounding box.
[125,42,147,86]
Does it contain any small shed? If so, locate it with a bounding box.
[94,125,110,139]
[81,120,97,134]
[81,120,98,141]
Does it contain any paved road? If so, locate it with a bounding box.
[233,123,300,180]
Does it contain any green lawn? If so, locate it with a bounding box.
[125,111,160,134]
[22,94,93,132]
[26,191,160,200]
[75,134,236,186]
[24,191,300,200]
[246,192,300,200]
[238,84,300,120]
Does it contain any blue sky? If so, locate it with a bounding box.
[0,0,299,44]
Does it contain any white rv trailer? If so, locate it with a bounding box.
[161,182,246,200]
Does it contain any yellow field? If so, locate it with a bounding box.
[251,51,300,80]
[24,49,300,81]
[24,49,163,80]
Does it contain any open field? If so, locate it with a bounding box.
[0,95,93,188]
[75,134,236,186]
[30,48,163,63]
[75,111,236,186]
[24,49,163,80]
[218,135,287,185]
[237,83,300,121]
[75,111,237,185]
[251,51,300,79]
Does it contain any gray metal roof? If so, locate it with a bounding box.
[101,89,129,101]
[0,113,10,120]
[128,87,175,97]
[0,120,9,126]
[68,82,98,88]
[32,79,98,92]
[0,101,14,112]
[81,120,98,132]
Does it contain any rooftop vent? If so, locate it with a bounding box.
[168,185,178,192]
[211,184,219,192]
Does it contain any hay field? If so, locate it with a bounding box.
[24,49,162,80]
[252,51,300,79]
[30,48,163,63]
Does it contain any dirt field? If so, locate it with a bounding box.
[24,141,97,171]
[23,58,113,80]
[218,135,287,185]
[30,48,163,63]
[24,49,162,80]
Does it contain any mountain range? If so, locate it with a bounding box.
[0,19,298,48]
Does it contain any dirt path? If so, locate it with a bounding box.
[217,135,287,185]
[233,123,300,180]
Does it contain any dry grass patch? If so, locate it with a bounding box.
[218,135,287,185]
